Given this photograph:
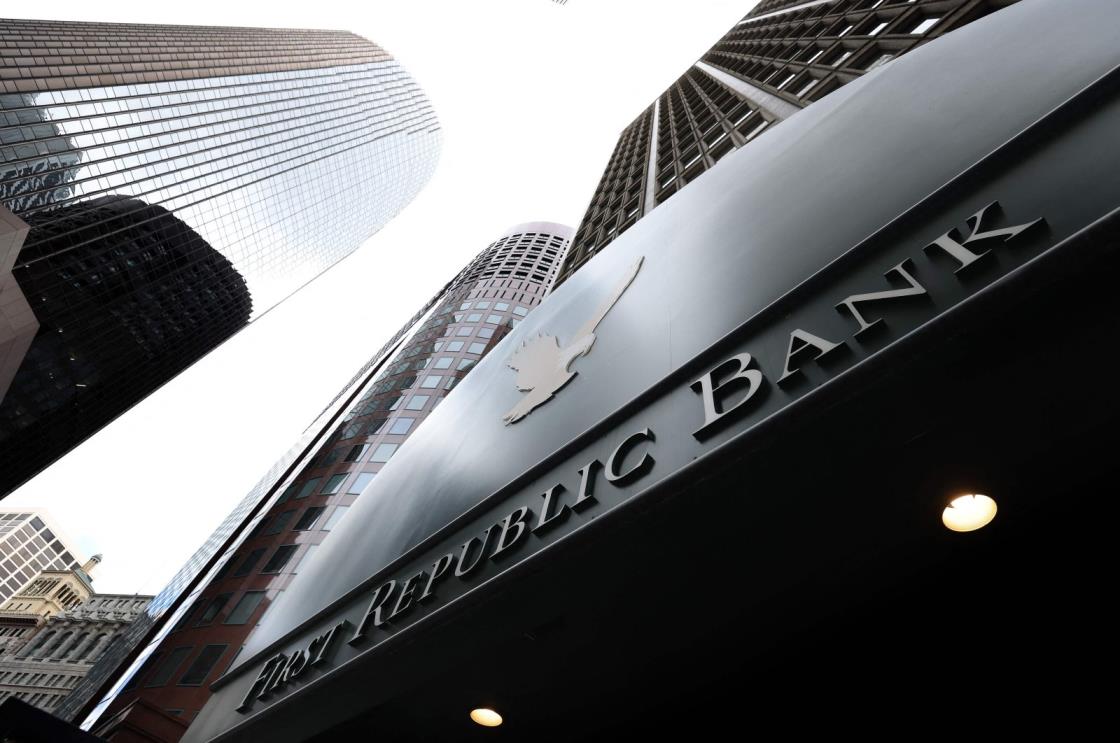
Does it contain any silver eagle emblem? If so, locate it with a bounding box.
[502,256,644,424]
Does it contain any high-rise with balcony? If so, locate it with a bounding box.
[556,0,1020,284]
[0,18,441,496]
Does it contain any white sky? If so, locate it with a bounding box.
[4,0,757,594]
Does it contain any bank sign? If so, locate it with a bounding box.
[234,200,1050,714]
[189,2,1120,735]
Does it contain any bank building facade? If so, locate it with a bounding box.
[13,0,1118,739]
[175,1,1120,738]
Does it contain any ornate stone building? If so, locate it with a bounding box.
[0,556,97,657]
[0,556,151,714]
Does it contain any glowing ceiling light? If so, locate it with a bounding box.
[942,493,997,532]
[470,708,503,727]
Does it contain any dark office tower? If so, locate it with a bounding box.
[0,19,441,497]
[0,197,251,493]
[556,0,1019,284]
[63,223,572,737]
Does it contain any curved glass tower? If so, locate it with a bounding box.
[63,223,572,736]
[0,18,441,496]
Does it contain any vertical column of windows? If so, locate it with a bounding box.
[566,105,653,277]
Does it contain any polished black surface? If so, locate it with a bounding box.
[307,238,1120,736]
[240,0,1120,664]
[188,0,1120,738]
[0,197,250,496]
[209,207,1120,738]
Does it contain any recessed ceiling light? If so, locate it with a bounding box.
[470,708,503,727]
[942,493,997,532]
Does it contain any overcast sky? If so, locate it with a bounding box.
[4,0,758,595]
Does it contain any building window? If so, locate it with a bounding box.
[344,445,369,463]
[262,510,296,536]
[322,506,350,531]
[457,359,476,372]
[433,357,453,369]
[261,546,298,574]
[224,592,265,625]
[865,53,895,70]
[909,16,941,35]
[296,479,321,499]
[197,594,231,625]
[405,395,429,411]
[468,342,486,354]
[494,302,510,311]
[795,77,817,97]
[421,376,442,389]
[445,341,465,352]
[370,443,398,463]
[321,474,348,495]
[486,314,503,325]
[293,507,326,531]
[232,549,266,577]
[144,647,191,687]
[456,326,473,337]
[347,472,375,494]
[513,306,528,317]
[320,447,345,466]
[466,313,483,322]
[177,645,228,686]
[477,327,495,340]
[388,418,413,435]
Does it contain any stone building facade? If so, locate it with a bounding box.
[0,558,97,657]
[0,565,151,714]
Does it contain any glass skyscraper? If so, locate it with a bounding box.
[0,18,441,496]
[62,223,572,736]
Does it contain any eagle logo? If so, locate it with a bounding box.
[503,256,644,424]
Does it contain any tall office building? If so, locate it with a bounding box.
[61,223,573,736]
[0,509,83,606]
[0,18,441,496]
[556,0,1019,283]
